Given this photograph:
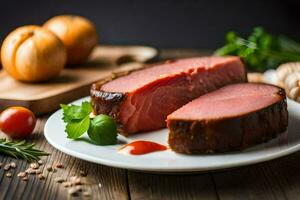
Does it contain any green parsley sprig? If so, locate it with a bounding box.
[215,27,300,72]
[60,102,117,145]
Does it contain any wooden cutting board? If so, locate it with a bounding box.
[0,45,158,115]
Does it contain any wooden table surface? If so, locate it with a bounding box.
[1,49,300,200]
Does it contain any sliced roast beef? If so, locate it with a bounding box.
[167,83,288,154]
[91,56,246,135]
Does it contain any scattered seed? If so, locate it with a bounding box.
[69,176,78,182]
[38,174,45,180]
[46,165,53,172]
[75,185,82,192]
[83,191,91,197]
[29,171,36,175]
[17,172,27,178]
[69,176,81,185]
[22,176,29,181]
[30,163,39,169]
[38,160,43,165]
[63,182,72,188]
[6,172,12,177]
[55,163,64,169]
[26,168,36,174]
[74,178,81,185]
[68,187,79,196]
[10,162,16,168]
[98,183,102,188]
[54,177,65,183]
[79,170,87,177]
[4,164,11,171]
[35,169,42,174]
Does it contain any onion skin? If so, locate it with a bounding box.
[44,15,98,65]
[1,25,66,82]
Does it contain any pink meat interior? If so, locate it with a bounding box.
[168,83,282,121]
[100,56,247,133]
[101,56,243,93]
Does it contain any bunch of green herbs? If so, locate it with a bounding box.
[215,27,300,71]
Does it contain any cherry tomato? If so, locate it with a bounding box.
[0,107,36,138]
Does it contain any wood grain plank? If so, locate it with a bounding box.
[211,158,296,200]
[0,117,129,200]
[257,152,300,200]
[159,48,211,60]
[128,171,218,200]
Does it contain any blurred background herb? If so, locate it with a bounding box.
[215,27,300,72]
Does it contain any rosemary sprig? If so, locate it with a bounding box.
[0,138,49,162]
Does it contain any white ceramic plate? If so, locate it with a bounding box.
[45,96,300,172]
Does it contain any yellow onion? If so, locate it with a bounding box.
[44,15,98,65]
[1,25,66,82]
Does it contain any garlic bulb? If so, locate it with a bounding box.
[276,62,300,102]
[284,72,300,102]
[277,62,300,83]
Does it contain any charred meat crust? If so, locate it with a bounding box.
[90,60,177,134]
[90,84,127,134]
[168,88,288,154]
[90,88,125,117]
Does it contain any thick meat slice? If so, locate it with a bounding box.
[167,83,288,154]
[91,56,246,135]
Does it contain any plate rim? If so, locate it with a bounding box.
[44,97,300,172]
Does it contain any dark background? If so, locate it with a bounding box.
[1,0,299,49]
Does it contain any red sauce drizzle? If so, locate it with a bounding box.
[119,140,167,155]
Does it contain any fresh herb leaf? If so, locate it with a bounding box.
[61,101,92,139]
[87,115,117,145]
[66,115,90,139]
[0,138,49,161]
[215,27,300,72]
[61,102,92,123]
[61,102,118,145]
